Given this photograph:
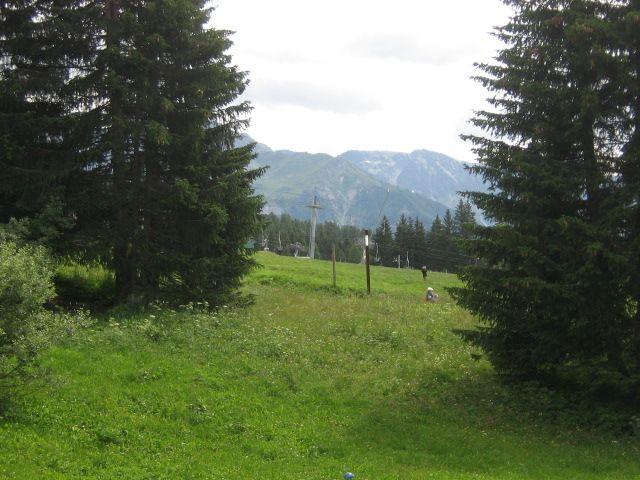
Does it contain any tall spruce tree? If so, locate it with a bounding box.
[426,215,446,271]
[413,217,428,268]
[442,209,454,237]
[394,214,413,267]
[453,199,476,239]
[105,0,263,303]
[374,216,394,266]
[1,0,264,305]
[453,0,635,396]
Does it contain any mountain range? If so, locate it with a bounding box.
[240,136,486,228]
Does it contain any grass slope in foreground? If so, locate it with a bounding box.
[1,252,639,479]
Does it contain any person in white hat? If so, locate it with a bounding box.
[425,287,439,302]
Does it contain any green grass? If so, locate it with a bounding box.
[1,252,639,479]
[249,251,458,298]
[54,260,116,304]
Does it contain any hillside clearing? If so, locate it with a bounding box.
[0,253,638,479]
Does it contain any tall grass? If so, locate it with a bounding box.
[0,252,637,479]
[54,260,115,304]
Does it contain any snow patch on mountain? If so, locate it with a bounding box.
[338,149,486,209]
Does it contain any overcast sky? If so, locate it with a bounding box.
[212,0,512,162]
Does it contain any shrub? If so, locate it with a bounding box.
[0,242,56,382]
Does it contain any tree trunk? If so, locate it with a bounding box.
[114,243,134,302]
[106,0,137,303]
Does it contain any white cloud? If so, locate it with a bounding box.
[348,33,484,66]
[248,80,381,114]
[212,0,511,162]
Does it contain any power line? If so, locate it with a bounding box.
[377,188,390,224]
[380,251,474,266]
[406,249,473,262]
[424,253,474,263]
[386,246,475,262]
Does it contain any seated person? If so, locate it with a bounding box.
[426,287,439,302]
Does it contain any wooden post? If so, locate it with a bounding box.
[332,244,337,289]
[364,229,371,295]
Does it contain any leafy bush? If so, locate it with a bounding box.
[0,242,56,382]
[0,221,22,244]
[54,260,116,304]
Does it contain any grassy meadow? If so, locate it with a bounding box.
[1,252,639,479]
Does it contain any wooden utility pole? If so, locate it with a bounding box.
[332,244,337,289]
[364,229,371,294]
[306,196,323,259]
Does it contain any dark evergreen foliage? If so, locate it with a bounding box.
[262,213,362,263]
[616,0,640,398]
[394,214,413,267]
[453,200,475,239]
[412,217,428,268]
[425,215,447,271]
[452,0,640,400]
[261,211,476,271]
[0,0,80,246]
[371,211,475,271]
[374,216,395,266]
[0,0,263,305]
